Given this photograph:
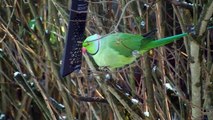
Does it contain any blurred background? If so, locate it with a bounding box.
[0,0,213,120]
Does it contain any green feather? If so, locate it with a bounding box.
[83,32,187,68]
[106,33,144,57]
[141,33,187,51]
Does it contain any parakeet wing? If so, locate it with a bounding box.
[106,32,187,57]
[106,33,150,57]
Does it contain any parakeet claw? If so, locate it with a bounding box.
[99,67,110,72]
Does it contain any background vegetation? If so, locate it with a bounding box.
[0,0,213,120]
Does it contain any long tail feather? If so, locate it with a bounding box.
[145,33,187,50]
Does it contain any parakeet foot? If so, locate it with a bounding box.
[98,66,110,72]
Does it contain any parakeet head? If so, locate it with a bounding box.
[82,34,101,55]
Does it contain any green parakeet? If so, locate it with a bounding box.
[82,32,187,68]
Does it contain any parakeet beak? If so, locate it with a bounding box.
[82,47,87,54]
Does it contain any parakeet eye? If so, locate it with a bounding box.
[83,41,90,47]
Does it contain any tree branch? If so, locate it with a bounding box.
[197,1,213,35]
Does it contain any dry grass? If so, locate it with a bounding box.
[0,0,213,120]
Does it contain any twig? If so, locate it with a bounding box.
[70,93,108,103]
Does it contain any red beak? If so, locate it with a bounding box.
[82,47,87,54]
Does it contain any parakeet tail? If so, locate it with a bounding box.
[145,33,187,50]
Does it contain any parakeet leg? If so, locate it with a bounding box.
[98,66,109,71]
[109,68,117,80]
[98,67,116,80]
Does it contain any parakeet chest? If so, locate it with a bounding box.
[91,41,138,68]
